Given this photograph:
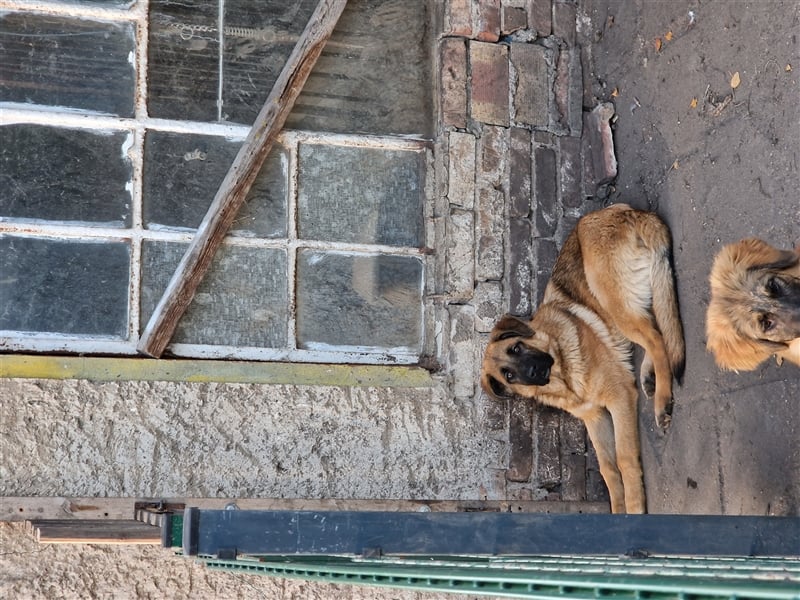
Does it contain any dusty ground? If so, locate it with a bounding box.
[580,0,800,514]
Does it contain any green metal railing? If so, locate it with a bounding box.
[198,554,800,599]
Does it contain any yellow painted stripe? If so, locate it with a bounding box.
[0,355,433,388]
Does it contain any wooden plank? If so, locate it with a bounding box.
[137,0,348,358]
[1,497,609,522]
[27,520,160,545]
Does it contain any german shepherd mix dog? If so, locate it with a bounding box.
[481,204,685,514]
[706,238,800,371]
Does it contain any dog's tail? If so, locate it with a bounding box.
[650,246,686,382]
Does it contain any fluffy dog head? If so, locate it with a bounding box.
[706,238,800,371]
[480,315,555,400]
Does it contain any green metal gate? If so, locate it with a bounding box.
[153,508,800,599]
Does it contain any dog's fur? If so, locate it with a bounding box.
[480,204,685,514]
[706,238,800,371]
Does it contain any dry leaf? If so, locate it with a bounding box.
[611,87,620,98]
[665,30,674,41]
[730,71,741,89]
[786,64,793,72]
[655,37,662,52]
[671,160,679,170]
[689,97,698,108]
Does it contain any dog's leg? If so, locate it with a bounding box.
[606,391,646,514]
[620,318,674,429]
[581,408,627,514]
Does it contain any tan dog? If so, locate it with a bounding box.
[481,204,685,514]
[706,238,800,371]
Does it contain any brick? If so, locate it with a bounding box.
[509,127,532,218]
[559,413,586,501]
[501,3,527,35]
[584,102,617,186]
[445,0,473,37]
[558,135,583,209]
[476,185,506,281]
[475,126,508,281]
[507,397,533,482]
[585,444,610,502]
[469,41,510,126]
[445,208,475,299]
[474,279,504,333]
[528,0,552,36]
[532,145,558,237]
[478,124,508,183]
[476,0,501,42]
[552,0,576,46]
[510,42,549,127]
[532,237,557,306]
[534,405,561,488]
[440,37,468,129]
[447,131,476,209]
[482,373,508,431]
[448,303,477,399]
[552,46,583,135]
[508,217,533,315]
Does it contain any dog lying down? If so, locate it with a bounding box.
[481,204,685,514]
[706,238,800,371]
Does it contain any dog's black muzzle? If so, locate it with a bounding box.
[516,348,555,386]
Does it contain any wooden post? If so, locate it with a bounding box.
[137,0,348,358]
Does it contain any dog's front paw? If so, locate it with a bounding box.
[656,401,673,429]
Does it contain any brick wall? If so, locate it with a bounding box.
[432,0,615,504]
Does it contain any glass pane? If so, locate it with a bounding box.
[140,241,288,347]
[298,144,425,247]
[142,131,288,238]
[0,125,132,227]
[288,0,433,136]
[222,0,318,124]
[0,13,135,116]
[296,251,422,351]
[148,0,220,121]
[0,235,130,337]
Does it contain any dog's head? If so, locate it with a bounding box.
[706,238,800,371]
[480,315,556,400]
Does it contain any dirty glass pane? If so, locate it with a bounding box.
[140,241,288,347]
[0,13,135,116]
[0,125,132,227]
[0,235,130,337]
[296,251,422,351]
[142,131,288,237]
[287,0,433,136]
[298,144,425,247]
[222,0,318,124]
[148,0,220,121]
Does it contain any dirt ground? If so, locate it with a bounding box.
[580,0,800,514]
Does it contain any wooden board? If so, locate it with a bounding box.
[2,496,609,523]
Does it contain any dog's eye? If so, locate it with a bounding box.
[503,369,515,382]
[760,314,775,332]
[511,342,522,354]
[766,277,782,297]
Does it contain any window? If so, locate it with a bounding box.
[0,0,433,365]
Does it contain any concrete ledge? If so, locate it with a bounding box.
[0,355,434,388]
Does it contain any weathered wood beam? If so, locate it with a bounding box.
[1,496,609,522]
[137,0,348,358]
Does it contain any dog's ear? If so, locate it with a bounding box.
[706,307,771,371]
[490,314,533,342]
[732,238,799,272]
[481,374,514,400]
